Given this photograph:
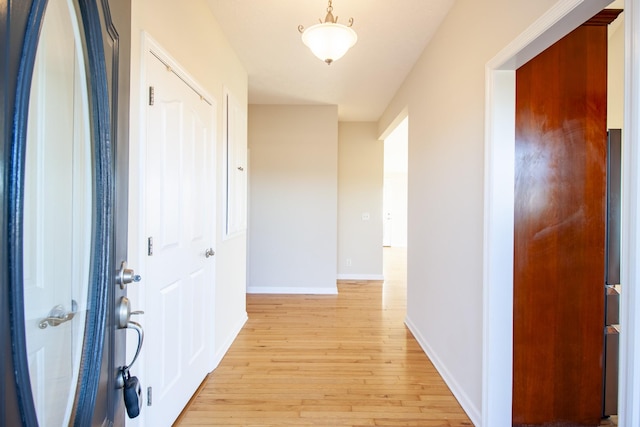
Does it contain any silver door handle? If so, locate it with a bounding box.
[125,320,144,371]
[116,320,144,389]
[205,248,215,258]
[39,303,77,329]
[117,296,144,328]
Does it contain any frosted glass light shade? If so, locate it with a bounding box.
[301,23,357,64]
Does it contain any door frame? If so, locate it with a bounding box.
[482,0,638,425]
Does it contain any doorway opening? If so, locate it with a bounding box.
[382,116,408,301]
[482,1,633,425]
[383,116,408,249]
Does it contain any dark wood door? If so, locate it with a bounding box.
[513,11,619,426]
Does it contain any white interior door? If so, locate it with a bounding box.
[383,178,392,247]
[23,0,92,425]
[144,51,216,425]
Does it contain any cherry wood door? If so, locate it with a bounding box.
[513,11,619,426]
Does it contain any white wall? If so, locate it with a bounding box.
[337,122,384,280]
[127,0,249,404]
[248,105,338,294]
[377,0,559,423]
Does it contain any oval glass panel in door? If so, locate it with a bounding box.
[23,0,92,425]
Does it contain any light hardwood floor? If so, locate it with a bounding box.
[175,248,473,426]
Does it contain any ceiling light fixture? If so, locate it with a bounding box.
[298,0,357,65]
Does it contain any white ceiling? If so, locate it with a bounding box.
[205,0,455,121]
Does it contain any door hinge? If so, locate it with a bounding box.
[147,386,152,406]
[147,236,153,256]
[149,86,154,106]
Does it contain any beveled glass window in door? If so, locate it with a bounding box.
[23,0,93,425]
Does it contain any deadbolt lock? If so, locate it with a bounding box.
[116,261,141,290]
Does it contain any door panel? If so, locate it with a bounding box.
[188,271,207,360]
[513,16,609,426]
[145,51,215,425]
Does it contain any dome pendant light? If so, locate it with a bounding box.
[298,0,357,65]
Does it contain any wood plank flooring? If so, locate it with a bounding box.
[175,248,473,426]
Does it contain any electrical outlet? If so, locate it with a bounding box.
[346,258,352,267]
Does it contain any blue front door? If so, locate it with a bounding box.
[0,0,131,425]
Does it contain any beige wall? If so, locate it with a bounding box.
[377,0,560,422]
[337,122,384,279]
[248,105,338,293]
[128,0,249,395]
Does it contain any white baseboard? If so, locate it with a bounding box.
[405,316,481,426]
[337,274,385,281]
[246,286,338,295]
[211,312,248,371]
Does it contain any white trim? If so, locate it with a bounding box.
[211,313,248,371]
[378,107,409,141]
[144,36,216,105]
[336,274,385,281]
[482,68,515,427]
[619,1,640,425]
[123,33,155,427]
[246,286,338,295]
[405,316,481,426]
[489,0,612,71]
[222,86,248,241]
[482,1,616,426]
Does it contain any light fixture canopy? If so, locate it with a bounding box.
[298,0,357,65]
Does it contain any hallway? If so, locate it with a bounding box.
[176,248,472,426]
